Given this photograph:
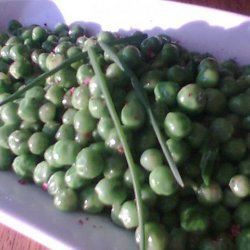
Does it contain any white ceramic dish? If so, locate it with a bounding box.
[0,1,250,249]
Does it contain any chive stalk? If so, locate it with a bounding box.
[99,41,184,187]
[88,46,145,250]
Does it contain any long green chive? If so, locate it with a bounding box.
[109,33,148,46]
[88,46,145,250]
[99,41,184,187]
[0,53,86,106]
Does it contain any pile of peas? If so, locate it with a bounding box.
[0,19,250,250]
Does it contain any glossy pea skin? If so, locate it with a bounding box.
[229,175,250,198]
[54,67,77,88]
[53,140,81,166]
[62,108,77,125]
[1,102,21,124]
[32,26,47,43]
[196,68,219,88]
[205,88,226,115]
[64,165,90,189]
[124,166,147,189]
[88,97,109,119]
[71,85,90,110]
[167,65,193,85]
[135,223,168,250]
[197,182,222,206]
[44,145,60,168]
[97,117,114,140]
[74,131,91,146]
[140,36,162,58]
[45,53,65,71]
[42,121,60,137]
[210,118,234,143]
[45,85,65,106]
[47,171,67,196]
[120,45,141,69]
[140,70,165,91]
[9,44,29,61]
[8,129,31,155]
[39,102,56,123]
[25,86,45,101]
[103,154,126,179]
[28,132,50,155]
[121,100,145,129]
[54,41,73,55]
[154,81,180,106]
[54,188,78,212]
[187,122,207,149]
[140,148,163,172]
[0,147,14,170]
[9,58,32,80]
[95,177,127,206]
[0,124,17,149]
[89,75,102,98]
[237,229,250,250]
[166,138,190,165]
[33,161,55,186]
[149,165,178,196]
[164,112,192,140]
[55,124,75,141]
[76,64,94,85]
[12,154,38,179]
[141,184,157,207]
[79,185,104,214]
[177,84,206,113]
[18,98,40,123]
[75,147,104,179]
[180,205,208,232]
[222,138,246,162]
[20,121,42,132]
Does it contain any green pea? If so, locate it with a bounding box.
[222,138,246,162]
[166,138,190,165]
[121,45,141,69]
[45,85,65,106]
[97,117,114,140]
[75,147,104,179]
[25,86,45,101]
[65,164,90,189]
[17,98,40,123]
[0,147,14,170]
[44,145,60,168]
[0,124,18,149]
[106,62,128,87]
[187,122,207,149]
[55,124,75,141]
[236,229,250,250]
[54,188,78,211]
[164,112,192,139]
[20,121,42,132]
[0,32,9,45]
[196,68,219,88]
[62,89,72,108]
[223,189,241,208]
[54,67,77,88]
[38,102,56,123]
[199,236,234,250]
[198,57,219,71]
[33,161,55,186]
[73,109,96,134]
[32,26,47,43]
[205,88,226,114]
[1,102,21,124]
[229,174,250,198]
[74,131,91,146]
[53,140,81,166]
[118,200,139,229]
[42,121,60,137]
[124,166,147,189]
[79,185,104,214]
[135,223,168,250]
[54,41,72,55]
[136,126,157,152]
[239,158,250,176]
[140,36,162,58]
[121,100,145,129]
[177,84,206,113]
[140,148,163,172]
[154,81,180,106]
[8,129,31,155]
[28,132,50,155]
[62,108,76,125]
[167,65,193,85]
[88,97,109,119]
[97,31,116,43]
[215,163,237,186]
[12,154,38,179]
[141,184,157,207]
[9,58,32,79]
[46,53,65,70]
[111,203,123,226]
[234,202,250,227]
[140,70,165,91]
[180,205,209,232]
[103,154,126,179]
[76,64,94,85]
[71,85,90,110]
[54,23,69,37]
[68,24,84,40]
[149,165,178,196]
[47,171,67,196]
[210,118,234,143]
[9,44,29,61]
[229,93,250,116]
[95,177,127,206]
[89,75,102,98]
[197,182,222,206]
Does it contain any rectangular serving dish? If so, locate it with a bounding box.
[0,1,250,249]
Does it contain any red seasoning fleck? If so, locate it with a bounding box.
[188,92,192,97]
[78,219,84,225]
[83,77,91,85]
[42,182,48,191]
[70,87,75,96]
[18,179,28,185]
[117,146,124,155]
